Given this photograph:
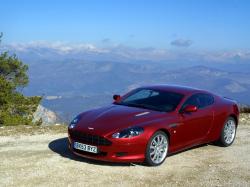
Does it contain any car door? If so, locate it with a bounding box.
[174,93,214,149]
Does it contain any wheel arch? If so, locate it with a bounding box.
[156,128,171,144]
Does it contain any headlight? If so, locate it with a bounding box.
[112,126,144,138]
[68,115,81,129]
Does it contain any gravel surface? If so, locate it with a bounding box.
[0,115,250,187]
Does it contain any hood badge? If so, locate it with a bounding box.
[135,112,150,117]
[88,127,94,130]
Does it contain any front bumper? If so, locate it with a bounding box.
[68,131,146,163]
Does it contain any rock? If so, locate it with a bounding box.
[33,105,60,126]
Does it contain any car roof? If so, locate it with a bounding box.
[141,84,211,96]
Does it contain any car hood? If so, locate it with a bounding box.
[75,104,169,136]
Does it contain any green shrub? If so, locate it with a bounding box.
[0,34,41,126]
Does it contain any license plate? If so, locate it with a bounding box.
[74,142,98,153]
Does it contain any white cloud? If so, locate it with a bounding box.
[5,41,109,54]
[2,41,250,62]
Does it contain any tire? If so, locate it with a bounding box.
[218,117,237,147]
[145,131,169,166]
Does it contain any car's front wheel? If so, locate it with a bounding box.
[218,117,237,147]
[145,131,169,166]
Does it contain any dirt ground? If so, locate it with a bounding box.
[0,115,250,187]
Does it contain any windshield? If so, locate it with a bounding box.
[115,89,184,112]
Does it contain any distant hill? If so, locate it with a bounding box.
[23,60,250,97]
[2,44,250,121]
[27,61,250,121]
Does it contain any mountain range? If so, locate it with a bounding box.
[28,60,250,121]
[2,43,250,121]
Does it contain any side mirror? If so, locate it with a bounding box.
[113,94,121,102]
[182,105,198,113]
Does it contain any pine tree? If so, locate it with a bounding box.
[0,34,41,125]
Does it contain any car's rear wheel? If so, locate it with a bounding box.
[218,117,237,147]
[145,131,169,166]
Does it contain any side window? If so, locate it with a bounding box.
[182,93,214,110]
[197,94,214,108]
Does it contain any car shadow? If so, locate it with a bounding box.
[168,144,208,157]
[167,142,219,158]
[48,137,134,167]
[49,137,218,167]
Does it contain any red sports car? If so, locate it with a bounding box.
[68,85,239,166]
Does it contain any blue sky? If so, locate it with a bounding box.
[1,0,250,51]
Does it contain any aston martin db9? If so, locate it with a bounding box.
[68,85,239,166]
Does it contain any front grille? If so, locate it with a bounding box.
[69,130,112,146]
